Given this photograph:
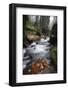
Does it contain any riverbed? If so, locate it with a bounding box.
[23,37,56,74]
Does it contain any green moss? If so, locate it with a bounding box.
[50,47,57,67]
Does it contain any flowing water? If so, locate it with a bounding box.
[23,38,51,69]
[23,37,56,74]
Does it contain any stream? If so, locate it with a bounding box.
[23,37,52,70]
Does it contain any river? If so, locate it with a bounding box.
[23,37,51,69]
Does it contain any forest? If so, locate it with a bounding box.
[23,15,57,75]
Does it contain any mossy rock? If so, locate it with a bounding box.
[50,47,57,67]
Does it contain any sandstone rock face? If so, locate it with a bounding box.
[32,58,49,74]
